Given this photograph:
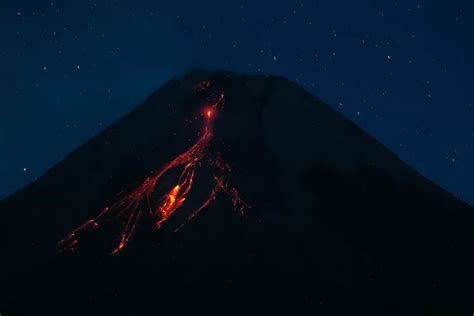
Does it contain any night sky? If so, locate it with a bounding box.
[1,0,472,204]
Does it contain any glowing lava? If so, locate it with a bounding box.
[58,83,248,255]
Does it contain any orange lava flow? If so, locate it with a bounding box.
[58,85,248,255]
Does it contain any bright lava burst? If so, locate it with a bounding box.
[58,82,249,255]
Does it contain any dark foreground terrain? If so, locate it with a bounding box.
[1,70,473,315]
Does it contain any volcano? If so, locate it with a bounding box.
[1,70,473,314]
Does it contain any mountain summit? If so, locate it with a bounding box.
[1,70,473,314]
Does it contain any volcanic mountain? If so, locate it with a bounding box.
[1,70,473,314]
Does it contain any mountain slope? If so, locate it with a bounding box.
[1,70,473,314]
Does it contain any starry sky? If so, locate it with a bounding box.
[1,0,472,204]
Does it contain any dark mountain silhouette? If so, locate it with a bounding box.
[1,70,473,315]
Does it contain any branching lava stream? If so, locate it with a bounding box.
[58,82,249,255]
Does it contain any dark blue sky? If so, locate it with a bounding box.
[1,0,472,204]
